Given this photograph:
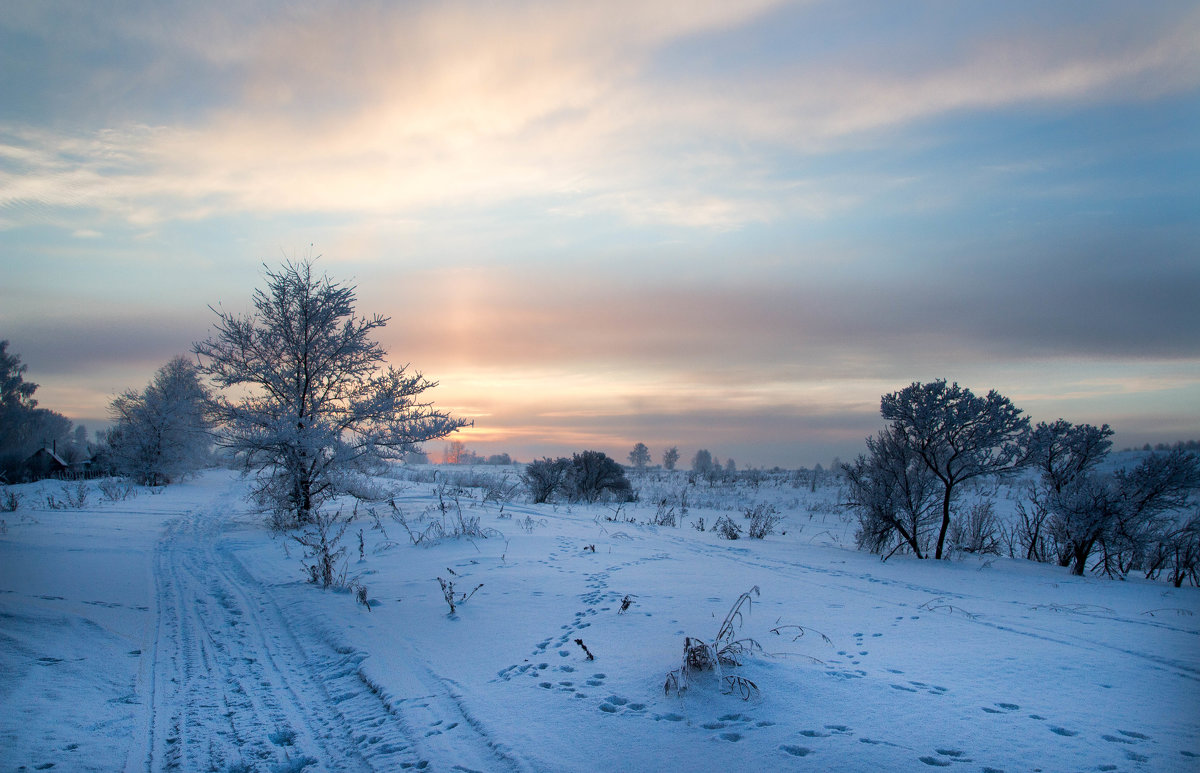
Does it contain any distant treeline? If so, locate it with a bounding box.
[1127,439,1200,453]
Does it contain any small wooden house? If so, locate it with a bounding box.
[24,447,69,480]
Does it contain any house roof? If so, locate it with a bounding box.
[27,447,69,467]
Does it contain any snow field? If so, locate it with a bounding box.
[1,467,1198,771]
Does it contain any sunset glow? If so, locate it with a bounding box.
[2,1,1198,466]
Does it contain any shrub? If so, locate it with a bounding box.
[522,457,571,503]
[522,451,635,504]
[948,501,1001,555]
[293,509,349,588]
[1,487,21,512]
[652,499,678,527]
[713,515,742,540]
[565,450,634,503]
[745,503,783,539]
[98,478,137,502]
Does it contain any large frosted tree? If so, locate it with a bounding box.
[881,380,1029,559]
[194,260,467,526]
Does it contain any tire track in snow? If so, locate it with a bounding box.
[136,508,417,772]
[219,542,535,773]
[135,500,536,772]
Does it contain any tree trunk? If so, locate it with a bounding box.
[1070,539,1093,576]
[934,486,953,559]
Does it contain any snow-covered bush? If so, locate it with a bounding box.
[842,426,940,560]
[522,457,570,503]
[521,451,634,504]
[948,501,1001,555]
[745,503,783,539]
[293,509,350,588]
[565,451,634,503]
[45,482,90,510]
[97,478,137,502]
[713,515,741,540]
[0,486,20,512]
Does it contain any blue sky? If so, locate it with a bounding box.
[2,1,1198,467]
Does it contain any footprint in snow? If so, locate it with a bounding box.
[918,756,952,767]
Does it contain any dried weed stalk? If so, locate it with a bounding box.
[665,586,763,700]
[438,576,483,614]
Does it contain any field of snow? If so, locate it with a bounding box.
[1,467,1198,772]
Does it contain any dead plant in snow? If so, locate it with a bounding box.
[98,478,137,502]
[1,487,21,512]
[664,586,829,700]
[665,586,764,700]
[293,509,350,589]
[438,576,483,614]
[745,502,784,539]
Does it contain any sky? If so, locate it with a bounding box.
[2,0,1199,469]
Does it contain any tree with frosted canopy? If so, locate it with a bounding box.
[194,259,467,526]
[107,356,212,486]
[628,442,651,470]
[881,380,1029,560]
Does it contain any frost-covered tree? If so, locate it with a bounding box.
[662,446,680,471]
[842,426,941,559]
[881,380,1029,559]
[1017,418,1200,577]
[194,259,467,526]
[628,442,651,470]
[691,449,713,474]
[107,356,212,485]
[1018,420,1113,563]
[1089,449,1200,578]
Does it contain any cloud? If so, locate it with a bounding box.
[2,1,1196,232]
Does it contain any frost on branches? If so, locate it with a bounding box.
[194,259,468,527]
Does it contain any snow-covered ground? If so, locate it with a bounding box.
[1,468,1197,772]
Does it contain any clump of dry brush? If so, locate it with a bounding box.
[664,586,830,700]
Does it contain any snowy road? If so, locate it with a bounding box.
[134,496,534,772]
